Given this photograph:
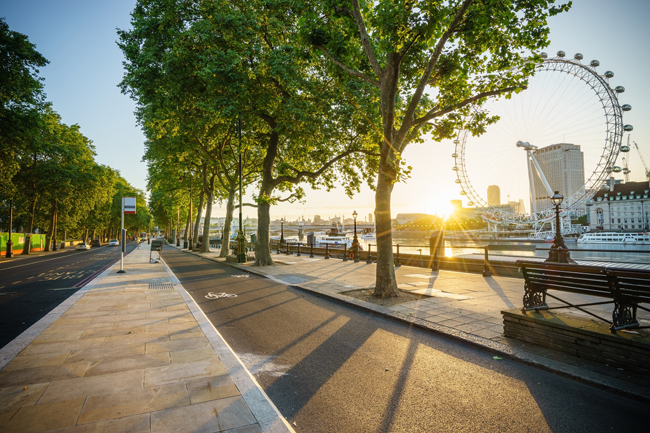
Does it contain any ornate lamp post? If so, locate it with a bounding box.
[352,210,359,262]
[5,198,13,258]
[545,191,575,264]
[280,218,285,253]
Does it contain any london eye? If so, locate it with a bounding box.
[452,51,632,234]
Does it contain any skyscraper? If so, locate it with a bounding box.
[487,185,501,206]
[531,143,585,212]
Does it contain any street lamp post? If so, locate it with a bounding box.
[236,117,247,263]
[545,191,575,264]
[280,218,284,253]
[176,208,180,246]
[352,210,359,263]
[5,198,13,258]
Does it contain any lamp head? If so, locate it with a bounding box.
[550,191,564,206]
[352,210,358,219]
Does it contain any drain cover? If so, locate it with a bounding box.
[148,282,174,290]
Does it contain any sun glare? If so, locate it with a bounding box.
[427,199,456,220]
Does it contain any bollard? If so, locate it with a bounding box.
[395,244,401,267]
[325,243,330,259]
[343,244,348,261]
[277,242,281,254]
[310,243,314,258]
[354,244,359,263]
[432,247,439,271]
[297,244,301,256]
[482,247,492,277]
[366,244,372,264]
[418,249,423,267]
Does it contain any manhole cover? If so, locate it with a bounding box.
[148,282,174,290]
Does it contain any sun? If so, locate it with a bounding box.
[425,195,457,220]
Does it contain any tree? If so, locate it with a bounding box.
[0,17,48,197]
[303,0,571,297]
[118,0,379,266]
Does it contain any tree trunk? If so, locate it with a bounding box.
[60,228,67,249]
[22,195,37,255]
[219,183,237,258]
[193,188,204,249]
[44,201,56,252]
[254,181,274,266]
[183,209,191,243]
[201,174,215,253]
[373,168,399,297]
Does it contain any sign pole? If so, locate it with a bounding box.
[117,197,126,273]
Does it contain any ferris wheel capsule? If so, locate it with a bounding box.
[460,191,467,195]
[620,145,630,152]
[467,201,474,206]
[540,52,548,59]
[452,153,458,158]
[557,50,566,57]
[611,166,622,173]
[452,166,459,171]
[604,71,614,78]
[454,179,460,184]
[601,184,610,190]
[622,104,632,111]
[453,139,459,144]
[574,53,583,60]
[590,60,600,67]
[586,199,594,206]
[624,124,633,131]
[615,86,625,93]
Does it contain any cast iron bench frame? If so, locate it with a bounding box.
[516,260,650,332]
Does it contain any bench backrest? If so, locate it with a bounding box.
[603,267,650,303]
[517,261,612,298]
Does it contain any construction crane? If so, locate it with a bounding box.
[633,140,650,181]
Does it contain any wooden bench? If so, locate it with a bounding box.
[516,260,650,332]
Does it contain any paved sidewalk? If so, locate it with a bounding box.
[177,245,650,399]
[0,244,292,433]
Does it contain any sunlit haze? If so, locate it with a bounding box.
[3,0,649,222]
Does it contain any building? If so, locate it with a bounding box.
[506,199,526,214]
[588,181,650,231]
[531,143,585,212]
[395,213,428,224]
[368,213,373,224]
[487,185,501,207]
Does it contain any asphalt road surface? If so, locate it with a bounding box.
[163,248,648,433]
[0,241,137,349]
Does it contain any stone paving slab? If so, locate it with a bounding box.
[181,245,650,401]
[0,244,293,433]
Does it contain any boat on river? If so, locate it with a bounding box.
[577,232,650,245]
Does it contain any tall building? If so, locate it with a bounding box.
[531,143,585,212]
[487,185,501,206]
[368,213,373,224]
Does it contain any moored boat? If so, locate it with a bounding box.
[577,232,650,245]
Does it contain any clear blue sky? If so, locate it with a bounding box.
[3,0,649,222]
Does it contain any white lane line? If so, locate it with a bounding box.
[0,246,112,271]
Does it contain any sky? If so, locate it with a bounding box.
[3,0,649,223]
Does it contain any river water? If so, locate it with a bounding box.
[276,231,650,264]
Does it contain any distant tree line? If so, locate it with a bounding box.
[0,18,151,252]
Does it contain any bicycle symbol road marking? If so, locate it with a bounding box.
[205,292,237,299]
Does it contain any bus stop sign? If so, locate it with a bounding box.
[124,197,136,214]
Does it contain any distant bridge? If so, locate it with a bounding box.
[269,223,375,231]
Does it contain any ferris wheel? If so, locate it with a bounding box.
[453,51,632,228]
